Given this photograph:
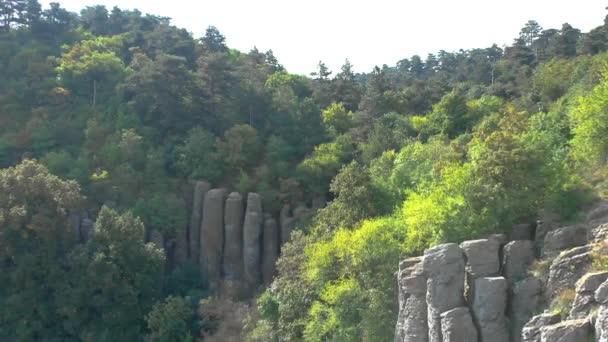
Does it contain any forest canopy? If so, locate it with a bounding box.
[2,1,608,340]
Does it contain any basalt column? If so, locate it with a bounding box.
[243,193,263,289]
[222,192,245,281]
[189,181,211,264]
[262,214,279,284]
[200,188,227,288]
[422,243,466,342]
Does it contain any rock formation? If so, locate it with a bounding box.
[222,192,244,281]
[262,214,279,284]
[189,181,211,264]
[243,193,263,289]
[200,188,227,288]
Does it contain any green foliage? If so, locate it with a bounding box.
[322,102,352,137]
[62,206,166,340]
[174,126,222,182]
[216,124,261,173]
[146,296,194,342]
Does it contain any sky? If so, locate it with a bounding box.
[44,0,607,75]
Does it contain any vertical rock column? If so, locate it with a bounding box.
[394,257,428,342]
[262,214,279,285]
[200,188,227,288]
[243,193,263,289]
[503,240,538,342]
[460,239,508,342]
[422,243,467,342]
[595,280,608,342]
[189,181,210,265]
[222,192,244,281]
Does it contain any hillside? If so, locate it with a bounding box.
[2,1,608,341]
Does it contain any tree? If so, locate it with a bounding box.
[215,124,261,173]
[0,0,26,31]
[0,160,81,340]
[201,25,228,53]
[61,206,165,340]
[174,126,223,182]
[553,23,581,58]
[146,296,194,342]
[55,35,126,106]
[310,60,332,80]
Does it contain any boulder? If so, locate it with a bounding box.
[542,225,587,257]
[293,203,311,220]
[440,307,478,342]
[535,209,561,254]
[510,277,542,342]
[510,223,535,241]
[395,257,427,342]
[597,305,608,342]
[262,214,279,284]
[460,239,501,278]
[546,245,592,298]
[521,313,561,342]
[472,277,509,342]
[596,279,608,305]
[189,181,211,264]
[569,271,608,319]
[222,192,245,281]
[200,188,227,288]
[503,240,535,282]
[539,319,590,342]
[243,193,263,288]
[422,243,465,342]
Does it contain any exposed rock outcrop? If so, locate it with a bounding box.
[546,245,592,298]
[200,188,227,288]
[540,319,590,342]
[521,313,561,342]
[511,277,542,342]
[422,243,466,342]
[243,193,263,289]
[542,225,587,257]
[395,257,427,342]
[503,240,535,282]
[262,214,279,284]
[222,192,244,281]
[569,271,608,319]
[472,277,509,342]
[189,181,211,264]
[440,307,478,342]
[280,204,296,245]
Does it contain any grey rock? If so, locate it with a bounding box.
[461,239,501,278]
[569,271,608,319]
[547,245,592,298]
[395,257,427,342]
[535,209,561,253]
[542,225,587,257]
[174,229,188,265]
[243,193,263,289]
[472,277,509,342]
[521,313,561,342]
[293,203,311,220]
[262,214,279,284]
[511,277,542,342]
[200,188,227,288]
[540,319,590,342]
[422,243,465,342]
[503,240,535,282]
[596,279,608,305]
[597,305,608,342]
[189,181,211,264]
[440,307,478,342]
[222,192,244,280]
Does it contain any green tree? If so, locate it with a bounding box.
[61,206,165,340]
[0,160,81,340]
[146,296,194,342]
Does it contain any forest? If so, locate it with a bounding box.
[2,1,608,341]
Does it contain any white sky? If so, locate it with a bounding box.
[45,0,607,75]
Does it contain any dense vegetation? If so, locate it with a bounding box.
[2,1,608,340]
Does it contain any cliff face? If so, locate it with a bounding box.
[395,201,608,342]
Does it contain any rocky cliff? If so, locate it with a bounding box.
[396,202,608,342]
